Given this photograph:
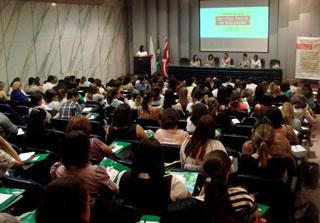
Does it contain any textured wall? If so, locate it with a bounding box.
[130,0,320,81]
[0,0,129,87]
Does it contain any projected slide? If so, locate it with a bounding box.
[200,1,269,52]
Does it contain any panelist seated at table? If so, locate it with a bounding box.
[190,54,201,66]
[220,52,232,67]
[239,53,251,68]
[206,54,215,66]
[250,54,262,69]
[136,45,148,57]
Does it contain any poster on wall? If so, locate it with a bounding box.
[295,37,320,80]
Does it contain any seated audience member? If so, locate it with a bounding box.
[206,54,215,66]
[0,81,9,102]
[281,102,302,131]
[252,94,274,118]
[135,75,150,92]
[178,87,189,113]
[186,88,204,113]
[239,124,291,180]
[136,45,148,57]
[280,82,293,99]
[151,86,164,107]
[265,107,299,149]
[42,75,57,93]
[0,136,23,177]
[107,103,146,144]
[57,87,67,107]
[36,176,90,223]
[9,78,23,95]
[291,94,316,125]
[186,103,209,133]
[29,91,52,123]
[228,90,248,112]
[201,150,260,222]
[239,53,250,68]
[106,88,123,108]
[212,79,222,98]
[180,115,226,171]
[163,89,183,114]
[43,89,60,114]
[185,78,196,98]
[246,78,257,92]
[25,108,56,149]
[138,91,162,121]
[66,115,113,161]
[10,81,29,105]
[119,139,191,213]
[57,88,81,120]
[85,84,104,104]
[0,112,18,138]
[154,108,189,145]
[25,77,35,93]
[121,75,134,91]
[127,89,142,110]
[50,130,117,200]
[190,55,201,66]
[94,79,106,95]
[221,52,231,67]
[160,198,211,223]
[79,76,91,88]
[29,77,43,93]
[302,83,315,110]
[250,54,262,69]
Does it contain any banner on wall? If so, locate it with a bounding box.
[295,37,320,80]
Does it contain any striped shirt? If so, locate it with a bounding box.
[57,100,81,120]
[227,186,257,217]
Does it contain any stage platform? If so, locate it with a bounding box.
[169,64,283,83]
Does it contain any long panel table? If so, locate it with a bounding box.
[169,64,283,83]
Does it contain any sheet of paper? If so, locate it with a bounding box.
[17,128,24,136]
[0,193,12,205]
[231,118,240,124]
[19,152,35,162]
[82,107,92,113]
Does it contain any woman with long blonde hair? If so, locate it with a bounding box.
[239,124,290,180]
[281,102,301,131]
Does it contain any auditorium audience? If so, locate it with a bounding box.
[10,81,29,105]
[57,88,82,120]
[35,176,90,223]
[106,88,123,108]
[127,89,142,110]
[291,94,316,125]
[0,112,18,138]
[186,103,209,133]
[186,88,204,113]
[119,139,191,213]
[50,130,117,201]
[42,75,57,93]
[138,91,162,121]
[163,89,183,114]
[154,108,189,145]
[265,107,298,152]
[181,115,226,171]
[200,150,260,222]
[0,81,9,102]
[0,135,23,176]
[65,115,113,161]
[107,103,146,144]
[85,84,104,104]
[240,124,291,180]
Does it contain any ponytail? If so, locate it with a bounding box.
[257,141,270,167]
[135,95,142,107]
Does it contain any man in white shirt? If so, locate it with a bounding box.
[221,52,231,67]
[42,75,57,93]
[239,53,250,68]
[136,45,148,57]
[250,55,262,69]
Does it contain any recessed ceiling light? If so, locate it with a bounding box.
[51,2,56,6]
